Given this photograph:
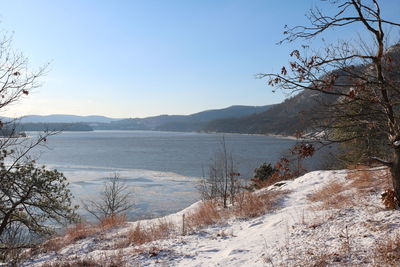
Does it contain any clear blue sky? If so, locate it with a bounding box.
[0,0,398,118]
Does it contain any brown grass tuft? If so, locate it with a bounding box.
[233,191,265,218]
[233,190,286,218]
[116,219,176,248]
[346,167,394,209]
[40,223,97,254]
[346,167,389,191]
[100,215,127,230]
[127,222,149,246]
[39,215,128,254]
[184,189,288,232]
[148,219,175,240]
[186,200,222,230]
[307,181,353,210]
[65,223,97,242]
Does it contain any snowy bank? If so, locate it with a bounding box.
[22,168,400,266]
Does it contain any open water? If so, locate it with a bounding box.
[28,130,303,220]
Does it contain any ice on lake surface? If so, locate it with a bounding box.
[25,130,313,220]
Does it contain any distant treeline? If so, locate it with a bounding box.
[0,123,93,136]
[18,123,93,132]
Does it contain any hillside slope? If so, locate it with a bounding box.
[203,75,346,135]
[205,44,400,135]
[155,105,274,132]
[94,105,273,131]
[22,167,399,266]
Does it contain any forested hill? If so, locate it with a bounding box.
[155,105,274,132]
[205,44,400,136]
[3,105,274,132]
[94,105,274,131]
[203,90,333,135]
[17,123,93,132]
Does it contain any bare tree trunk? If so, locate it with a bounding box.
[222,137,228,208]
[391,149,400,202]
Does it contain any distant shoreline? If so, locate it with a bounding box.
[36,128,303,140]
[197,130,299,140]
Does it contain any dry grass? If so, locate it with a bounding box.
[233,190,286,218]
[185,189,288,232]
[185,200,223,230]
[40,223,97,254]
[116,219,175,248]
[66,223,98,242]
[114,190,288,247]
[346,166,390,192]
[40,215,127,254]
[100,215,128,230]
[128,223,148,245]
[307,166,390,210]
[40,188,288,261]
[307,181,353,210]
[148,219,176,239]
[233,191,266,218]
[346,166,395,209]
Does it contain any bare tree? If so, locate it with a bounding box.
[258,1,400,200]
[0,33,78,260]
[83,173,135,221]
[0,35,46,110]
[198,137,241,208]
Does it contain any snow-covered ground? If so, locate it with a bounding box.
[22,168,400,266]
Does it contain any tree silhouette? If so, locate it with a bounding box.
[259,0,400,201]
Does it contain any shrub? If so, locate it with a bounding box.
[251,162,277,189]
[197,137,241,208]
[82,173,135,221]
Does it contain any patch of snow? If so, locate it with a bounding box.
[21,169,399,266]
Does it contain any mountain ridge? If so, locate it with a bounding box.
[1,104,275,132]
[71,105,275,131]
[18,114,120,124]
